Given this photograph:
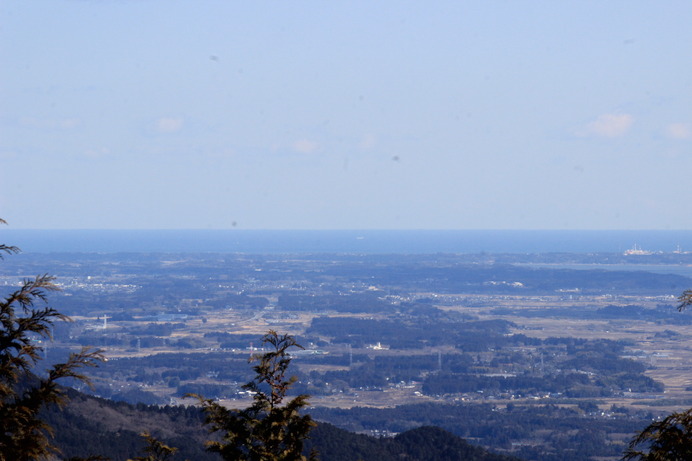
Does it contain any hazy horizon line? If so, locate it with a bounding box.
[6,228,692,232]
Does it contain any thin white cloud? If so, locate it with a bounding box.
[359,134,377,150]
[666,122,691,139]
[578,113,634,138]
[61,119,79,129]
[292,139,319,154]
[156,117,184,133]
[207,147,236,159]
[83,147,110,158]
[19,117,80,130]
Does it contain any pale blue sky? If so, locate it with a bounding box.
[1,1,691,230]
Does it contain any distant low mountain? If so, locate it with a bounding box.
[48,389,519,461]
[307,423,521,461]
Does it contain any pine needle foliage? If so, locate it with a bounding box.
[623,290,692,460]
[129,432,180,461]
[677,289,692,312]
[192,330,317,461]
[623,408,692,460]
[0,220,103,461]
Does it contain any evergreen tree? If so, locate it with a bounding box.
[129,432,180,461]
[0,219,103,460]
[677,289,692,311]
[192,330,317,460]
[623,408,692,460]
[623,291,692,460]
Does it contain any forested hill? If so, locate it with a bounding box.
[47,389,519,461]
[306,423,522,461]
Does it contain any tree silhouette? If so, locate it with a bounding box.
[677,289,692,311]
[623,408,692,460]
[623,290,692,460]
[192,330,317,460]
[129,432,180,461]
[0,219,103,460]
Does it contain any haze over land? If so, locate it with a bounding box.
[4,246,691,460]
[3,3,692,459]
[2,2,692,230]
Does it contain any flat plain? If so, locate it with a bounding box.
[4,251,692,459]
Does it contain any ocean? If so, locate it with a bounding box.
[2,229,692,254]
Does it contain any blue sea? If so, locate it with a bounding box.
[3,229,692,254]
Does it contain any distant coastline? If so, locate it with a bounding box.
[3,229,692,254]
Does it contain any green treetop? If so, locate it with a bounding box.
[192,330,317,461]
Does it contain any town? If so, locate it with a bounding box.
[3,250,692,459]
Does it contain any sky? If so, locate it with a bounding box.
[1,1,691,230]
